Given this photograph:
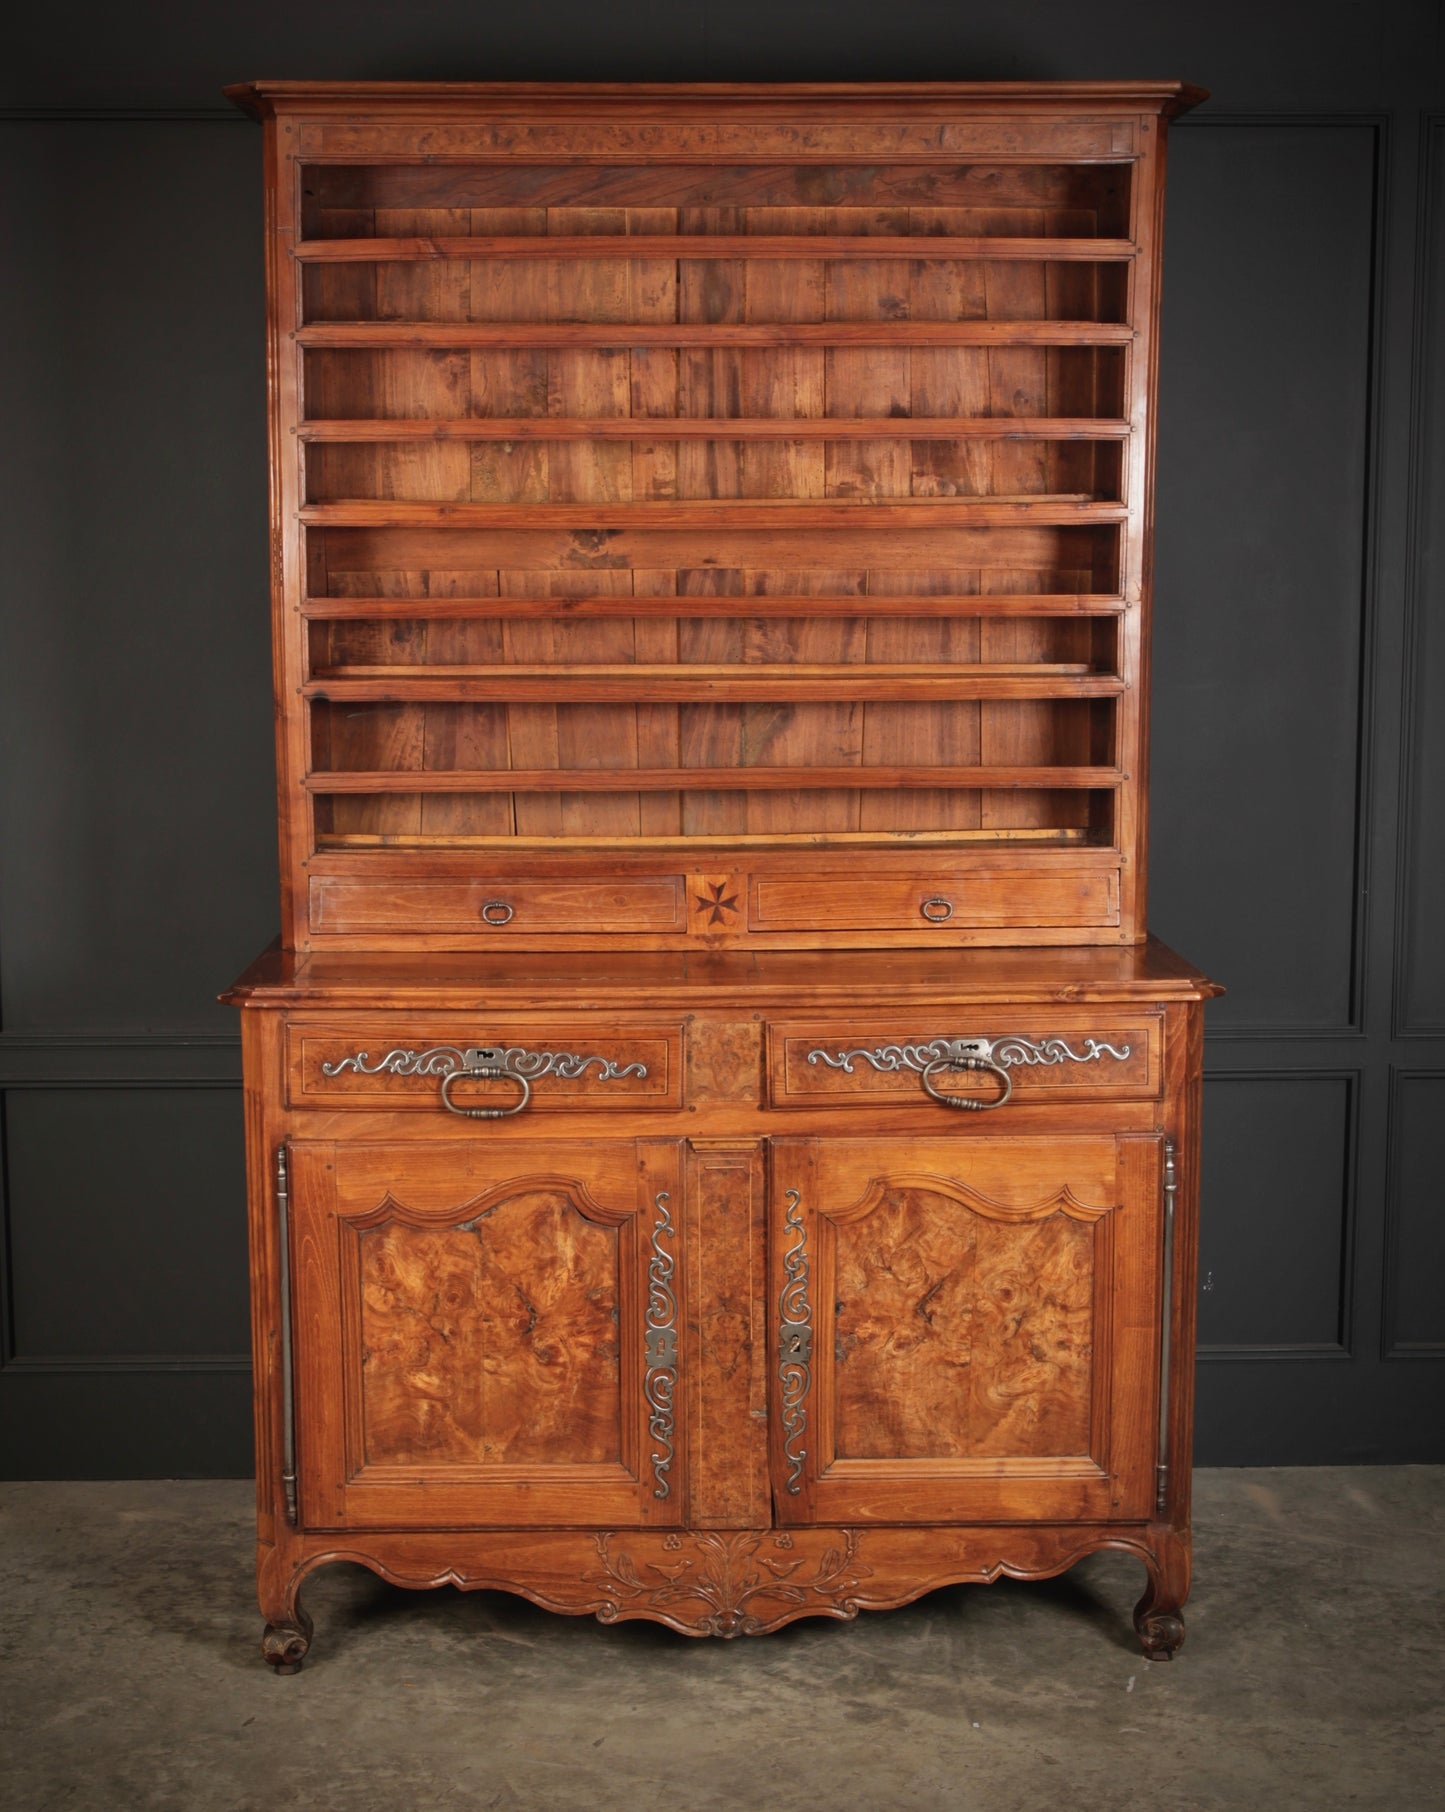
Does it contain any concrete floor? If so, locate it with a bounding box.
[1,1469,1441,1812]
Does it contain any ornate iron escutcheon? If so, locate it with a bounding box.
[778,1321,812,1364]
[644,1191,678,1500]
[806,1033,1131,1112]
[778,1188,813,1494]
[320,1044,648,1120]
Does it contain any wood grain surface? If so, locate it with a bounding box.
[356,1188,623,1467]
[831,1183,1094,1460]
[246,79,1179,946]
[232,81,1207,1670]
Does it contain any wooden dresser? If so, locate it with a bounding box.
[223,79,1217,1671]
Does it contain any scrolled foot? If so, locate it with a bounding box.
[263,1617,312,1674]
[1135,1607,1186,1661]
[1132,1527,1190,1660]
[259,1553,314,1673]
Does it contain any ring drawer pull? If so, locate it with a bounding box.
[320,1043,649,1125]
[805,1034,1133,1108]
[441,1063,530,1119]
[480,899,514,926]
[920,1054,1013,1111]
[920,896,953,922]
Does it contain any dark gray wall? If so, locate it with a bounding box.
[2,1,1442,1474]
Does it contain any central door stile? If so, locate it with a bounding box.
[683,1138,771,1529]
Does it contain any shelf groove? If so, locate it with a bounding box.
[300,592,1127,621]
[300,416,1131,443]
[305,765,1124,794]
[294,233,1139,263]
[299,499,1130,529]
[297,320,1136,349]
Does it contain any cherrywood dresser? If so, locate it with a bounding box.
[223,79,1217,1671]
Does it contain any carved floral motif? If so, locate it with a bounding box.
[590,1529,871,1637]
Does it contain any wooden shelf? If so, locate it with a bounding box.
[261,88,1163,946]
[299,499,1131,529]
[300,416,1131,443]
[305,662,1123,703]
[294,234,1140,264]
[297,321,1136,349]
[301,592,1128,621]
[305,765,1124,794]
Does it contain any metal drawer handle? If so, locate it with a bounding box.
[806,1035,1132,1108]
[920,895,953,922]
[920,1054,1013,1111]
[321,1044,648,1124]
[480,899,514,925]
[441,1063,530,1119]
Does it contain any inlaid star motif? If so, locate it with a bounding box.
[694,881,740,925]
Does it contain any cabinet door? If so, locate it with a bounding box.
[769,1135,1162,1524]
[288,1138,682,1529]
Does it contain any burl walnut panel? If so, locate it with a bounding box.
[356,1188,622,1468]
[832,1183,1093,1461]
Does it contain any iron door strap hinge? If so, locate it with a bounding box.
[275,1144,298,1528]
[1157,1139,1178,1514]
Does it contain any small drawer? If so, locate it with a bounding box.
[287,1020,683,1114]
[749,871,1120,932]
[310,875,687,938]
[767,1013,1160,1110]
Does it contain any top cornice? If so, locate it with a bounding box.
[225,79,1208,122]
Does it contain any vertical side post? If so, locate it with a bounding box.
[1156,1138,1177,1512]
[275,1144,297,1527]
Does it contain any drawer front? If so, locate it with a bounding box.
[287,1020,683,1114]
[749,871,1119,932]
[767,1013,1160,1110]
[310,875,687,938]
